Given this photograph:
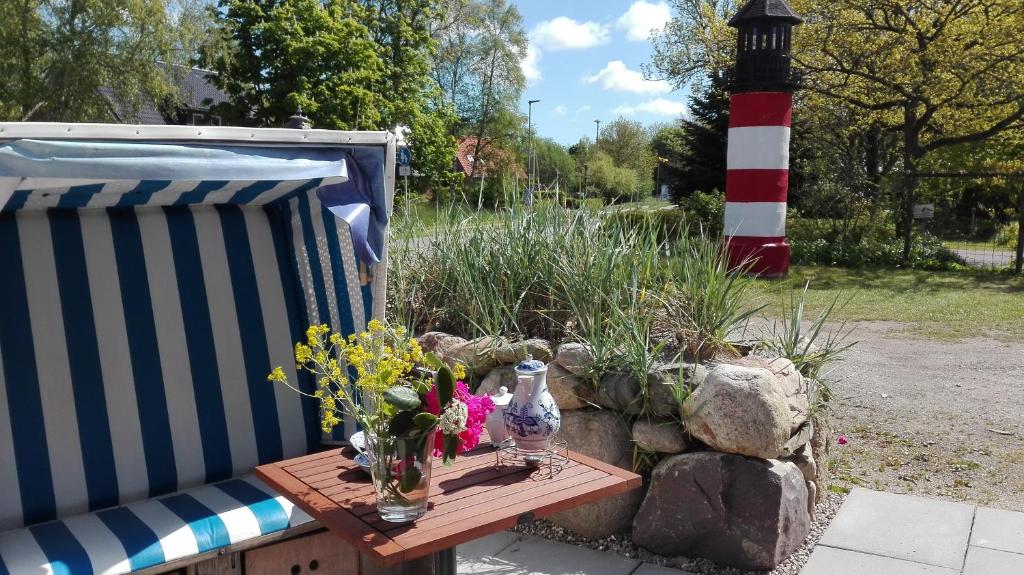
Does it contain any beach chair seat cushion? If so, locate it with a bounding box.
[0,474,312,575]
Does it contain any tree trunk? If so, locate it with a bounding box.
[1016,182,1023,275]
[864,124,882,199]
[901,105,922,263]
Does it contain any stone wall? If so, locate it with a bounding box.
[418,332,832,571]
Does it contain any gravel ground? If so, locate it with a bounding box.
[514,493,846,575]
[826,321,1024,511]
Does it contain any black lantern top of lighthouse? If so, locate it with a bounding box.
[728,0,803,93]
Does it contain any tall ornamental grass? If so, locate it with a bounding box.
[387,204,762,372]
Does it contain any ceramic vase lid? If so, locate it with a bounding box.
[491,386,513,406]
[514,356,546,374]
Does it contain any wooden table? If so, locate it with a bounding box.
[255,441,642,575]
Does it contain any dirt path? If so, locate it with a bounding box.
[825,321,1024,511]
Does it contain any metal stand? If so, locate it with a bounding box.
[495,439,569,479]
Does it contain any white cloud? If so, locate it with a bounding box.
[530,17,610,51]
[575,105,592,114]
[617,1,673,41]
[584,60,672,94]
[612,98,687,117]
[552,104,569,116]
[520,44,542,84]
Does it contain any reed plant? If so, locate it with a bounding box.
[388,204,772,393]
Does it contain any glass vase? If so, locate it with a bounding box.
[364,430,435,523]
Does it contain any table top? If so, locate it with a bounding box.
[254,440,642,567]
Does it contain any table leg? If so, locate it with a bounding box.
[433,547,456,575]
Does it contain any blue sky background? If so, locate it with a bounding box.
[514,1,690,145]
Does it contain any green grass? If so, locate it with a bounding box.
[752,266,1024,339]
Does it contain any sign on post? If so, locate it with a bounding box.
[912,204,935,219]
[397,146,412,167]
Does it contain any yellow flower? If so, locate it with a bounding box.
[266,366,287,383]
[295,343,313,364]
[452,362,467,382]
[367,319,384,333]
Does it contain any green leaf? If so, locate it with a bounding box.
[383,386,421,411]
[387,410,415,437]
[436,366,455,407]
[398,465,422,493]
[423,352,444,370]
[413,412,438,430]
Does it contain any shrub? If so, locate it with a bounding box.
[679,190,725,238]
[790,229,965,270]
[995,221,1019,248]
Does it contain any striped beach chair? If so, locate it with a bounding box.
[0,124,395,574]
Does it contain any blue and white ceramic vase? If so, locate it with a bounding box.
[505,357,560,451]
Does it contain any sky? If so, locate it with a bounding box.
[514,0,688,146]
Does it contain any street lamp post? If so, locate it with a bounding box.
[528,99,540,204]
[593,119,601,154]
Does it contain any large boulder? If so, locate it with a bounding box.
[476,366,517,397]
[495,338,554,365]
[549,410,643,538]
[632,452,811,571]
[632,419,689,454]
[596,372,644,414]
[445,336,505,375]
[417,332,467,359]
[720,355,808,433]
[785,443,817,483]
[546,362,594,410]
[647,362,709,418]
[553,342,595,376]
[683,364,792,459]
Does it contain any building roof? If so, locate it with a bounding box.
[103,64,230,125]
[728,0,804,26]
[454,137,524,178]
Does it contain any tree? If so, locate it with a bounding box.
[462,0,527,181]
[599,117,658,200]
[532,138,578,195]
[428,0,527,187]
[0,0,186,122]
[796,0,1024,259]
[362,0,459,187]
[204,0,457,187]
[652,0,1024,260]
[589,151,637,203]
[651,123,687,197]
[205,0,384,129]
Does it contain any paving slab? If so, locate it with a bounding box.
[490,534,642,575]
[963,546,1024,575]
[969,506,1024,555]
[458,531,521,560]
[818,488,975,570]
[631,563,698,574]
[801,546,959,575]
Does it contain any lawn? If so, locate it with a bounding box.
[751,266,1024,340]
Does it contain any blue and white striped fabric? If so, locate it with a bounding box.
[0,195,373,532]
[0,474,313,575]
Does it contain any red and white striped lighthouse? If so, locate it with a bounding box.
[724,0,803,277]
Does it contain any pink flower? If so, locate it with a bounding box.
[425,381,495,456]
[837,434,848,446]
